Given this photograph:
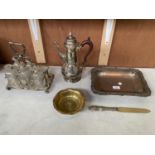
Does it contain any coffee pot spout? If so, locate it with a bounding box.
[53,41,66,63]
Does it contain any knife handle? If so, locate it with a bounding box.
[88,105,117,111]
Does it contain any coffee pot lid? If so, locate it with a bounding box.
[65,32,77,45]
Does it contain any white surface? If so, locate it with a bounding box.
[29,19,39,41]
[0,66,154,135]
[105,19,115,44]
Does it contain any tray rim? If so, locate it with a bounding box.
[91,66,151,97]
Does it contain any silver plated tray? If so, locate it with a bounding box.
[91,67,151,96]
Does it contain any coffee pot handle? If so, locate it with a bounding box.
[80,37,93,66]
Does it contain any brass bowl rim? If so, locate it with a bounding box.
[53,88,85,115]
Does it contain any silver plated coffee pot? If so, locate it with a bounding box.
[54,32,93,82]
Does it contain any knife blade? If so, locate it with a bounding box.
[88,105,150,113]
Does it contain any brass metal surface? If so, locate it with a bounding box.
[53,89,85,115]
[91,66,151,96]
[89,105,150,113]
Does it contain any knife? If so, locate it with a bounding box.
[88,105,150,113]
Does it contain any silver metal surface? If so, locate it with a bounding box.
[54,32,93,83]
[5,42,54,92]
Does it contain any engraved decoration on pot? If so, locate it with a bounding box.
[54,32,93,83]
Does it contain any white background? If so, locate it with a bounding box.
[0,0,155,154]
[0,0,155,19]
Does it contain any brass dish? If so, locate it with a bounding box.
[53,89,85,114]
[91,67,151,96]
